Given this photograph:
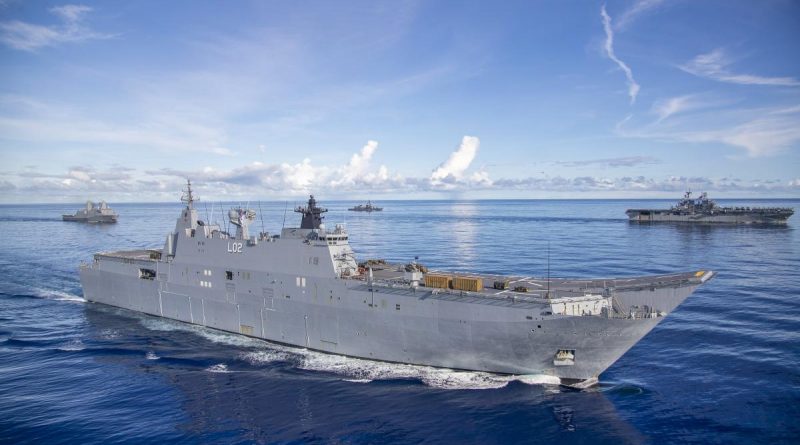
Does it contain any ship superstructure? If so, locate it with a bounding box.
[63,200,118,223]
[80,181,714,386]
[626,192,793,224]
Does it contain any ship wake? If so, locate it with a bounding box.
[31,287,86,303]
[246,346,560,390]
[139,314,562,390]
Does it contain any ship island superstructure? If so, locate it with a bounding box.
[80,181,715,386]
[626,191,793,224]
[63,200,118,223]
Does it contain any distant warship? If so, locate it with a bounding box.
[80,181,714,387]
[348,200,383,212]
[626,192,793,224]
[63,201,118,224]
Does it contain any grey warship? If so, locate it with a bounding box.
[348,200,383,212]
[63,200,118,223]
[80,181,715,386]
[626,191,793,224]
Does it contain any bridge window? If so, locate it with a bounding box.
[226,271,233,280]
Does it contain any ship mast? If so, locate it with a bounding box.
[294,195,327,229]
[181,179,196,209]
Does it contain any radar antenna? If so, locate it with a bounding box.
[181,179,196,209]
[294,195,328,229]
[546,241,551,299]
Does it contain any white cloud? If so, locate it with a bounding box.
[142,139,407,195]
[615,0,666,30]
[711,115,800,157]
[430,136,481,186]
[619,104,800,157]
[68,168,91,182]
[210,147,236,156]
[680,49,800,86]
[601,5,640,104]
[280,158,317,191]
[332,140,380,187]
[50,4,92,23]
[3,161,798,202]
[650,95,715,123]
[470,170,492,187]
[557,156,660,168]
[0,4,113,51]
[492,175,797,194]
[0,95,233,156]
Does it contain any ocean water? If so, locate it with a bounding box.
[1,199,798,444]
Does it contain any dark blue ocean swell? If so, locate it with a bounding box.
[1,199,798,444]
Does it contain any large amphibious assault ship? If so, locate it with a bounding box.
[80,182,715,386]
[63,200,118,223]
[626,191,794,224]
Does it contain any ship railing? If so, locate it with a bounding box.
[365,278,608,305]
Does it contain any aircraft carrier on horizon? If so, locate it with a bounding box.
[626,191,794,224]
[80,181,715,386]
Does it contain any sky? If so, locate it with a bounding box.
[0,0,799,203]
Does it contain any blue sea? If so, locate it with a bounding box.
[1,199,799,444]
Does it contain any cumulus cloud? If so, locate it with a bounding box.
[144,139,410,195]
[2,164,798,202]
[2,135,797,202]
[680,49,800,87]
[601,5,640,104]
[430,136,482,187]
[332,140,382,187]
[0,4,113,51]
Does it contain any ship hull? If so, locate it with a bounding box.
[63,214,118,223]
[626,210,791,224]
[79,264,699,382]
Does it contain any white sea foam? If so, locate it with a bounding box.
[138,316,560,389]
[57,339,85,351]
[97,328,121,339]
[139,317,265,348]
[32,287,86,303]
[145,351,160,360]
[296,348,560,390]
[138,317,193,333]
[240,350,293,365]
[194,328,265,348]
[206,363,230,373]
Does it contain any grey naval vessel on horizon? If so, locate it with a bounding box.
[348,200,383,212]
[626,191,794,224]
[63,200,118,223]
[80,181,715,387]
